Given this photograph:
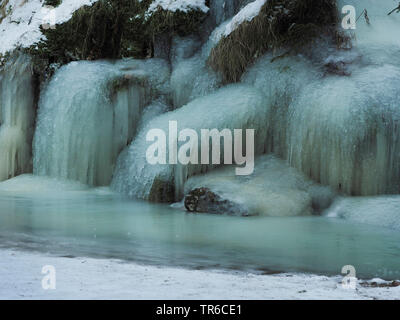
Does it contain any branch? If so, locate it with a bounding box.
[388,2,400,15]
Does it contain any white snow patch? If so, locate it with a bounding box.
[223,0,266,37]
[0,249,399,300]
[145,0,209,18]
[0,0,98,55]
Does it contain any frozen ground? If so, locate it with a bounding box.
[0,249,399,300]
[0,0,98,55]
[0,0,209,55]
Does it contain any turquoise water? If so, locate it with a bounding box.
[0,175,399,280]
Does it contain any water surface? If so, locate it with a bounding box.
[0,175,399,280]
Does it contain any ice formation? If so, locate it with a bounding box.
[240,0,400,195]
[184,155,335,217]
[1,0,400,210]
[111,84,268,202]
[326,196,400,230]
[0,53,35,181]
[33,59,170,186]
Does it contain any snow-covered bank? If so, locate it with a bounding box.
[0,0,99,56]
[0,249,399,300]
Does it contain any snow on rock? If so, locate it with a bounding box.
[184,155,335,217]
[145,0,209,18]
[0,0,98,55]
[223,0,266,37]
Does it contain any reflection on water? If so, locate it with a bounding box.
[0,175,400,280]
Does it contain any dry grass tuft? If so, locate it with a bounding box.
[209,0,339,83]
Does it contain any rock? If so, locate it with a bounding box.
[184,187,250,216]
[324,61,351,76]
[183,155,336,217]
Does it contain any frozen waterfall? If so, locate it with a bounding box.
[1,0,399,203]
[111,84,269,202]
[0,53,36,181]
[241,0,400,196]
[33,59,170,186]
[112,0,400,202]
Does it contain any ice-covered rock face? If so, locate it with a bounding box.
[170,21,228,109]
[202,0,254,37]
[0,53,36,181]
[286,65,400,196]
[33,58,170,186]
[326,196,400,231]
[241,0,400,196]
[111,84,269,202]
[184,155,335,217]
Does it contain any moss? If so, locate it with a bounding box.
[44,0,62,7]
[146,7,207,37]
[24,0,208,81]
[0,51,12,68]
[209,0,339,83]
[27,1,131,64]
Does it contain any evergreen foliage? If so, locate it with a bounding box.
[26,0,208,73]
[44,0,62,7]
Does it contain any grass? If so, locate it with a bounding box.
[0,0,10,24]
[208,0,339,83]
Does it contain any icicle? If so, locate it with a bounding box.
[111,84,269,202]
[0,52,36,181]
[33,59,170,186]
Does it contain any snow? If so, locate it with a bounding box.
[145,0,209,16]
[223,0,266,37]
[0,0,98,55]
[0,0,209,55]
[184,155,335,217]
[0,248,399,299]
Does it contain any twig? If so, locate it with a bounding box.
[388,2,400,15]
[356,9,370,25]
